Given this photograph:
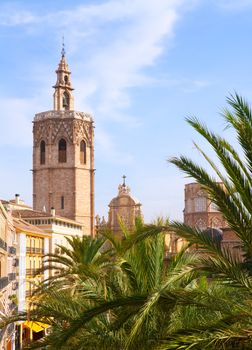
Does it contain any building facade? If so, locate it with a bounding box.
[14,208,83,276]
[0,202,17,350]
[32,50,95,235]
[13,217,50,347]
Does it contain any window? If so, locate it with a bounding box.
[80,140,86,164]
[40,140,45,164]
[62,91,70,110]
[59,139,67,163]
[61,196,64,210]
[64,75,68,84]
[195,197,207,212]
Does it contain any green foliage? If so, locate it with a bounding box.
[3,94,252,349]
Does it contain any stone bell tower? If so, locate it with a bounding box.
[32,46,95,235]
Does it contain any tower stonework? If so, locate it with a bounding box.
[184,183,227,230]
[32,51,94,235]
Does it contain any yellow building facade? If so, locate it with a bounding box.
[13,218,50,347]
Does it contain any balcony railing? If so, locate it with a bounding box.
[0,237,7,251]
[26,247,44,254]
[26,268,42,276]
[0,277,9,290]
[8,246,16,254]
[8,272,16,281]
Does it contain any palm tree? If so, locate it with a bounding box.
[4,94,252,349]
[47,93,252,350]
[22,218,201,350]
[166,93,252,349]
[0,217,197,349]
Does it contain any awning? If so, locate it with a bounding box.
[23,321,49,333]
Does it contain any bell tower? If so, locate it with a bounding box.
[32,47,95,235]
[53,43,74,111]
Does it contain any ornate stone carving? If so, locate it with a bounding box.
[51,119,73,144]
[34,117,93,146]
[196,190,206,197]
[73,119,93,146]
[195,218,207,231]
[211,217,221,229]
[118,184,131,196]
[33,121,51,145]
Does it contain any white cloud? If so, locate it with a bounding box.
[0,97,36,146]
[0,9,37,26]
[0,0,196,164]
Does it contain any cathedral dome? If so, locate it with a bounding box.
[109,183,141,207]
[202,228,223,243]
[107,177,142,235]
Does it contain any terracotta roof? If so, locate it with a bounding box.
[13,217,49,236]
[12,209,50,218]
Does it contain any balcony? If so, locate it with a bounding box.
[0,276,9,290]
[26,247,44,254]
[0,237,7,251]
[26,268,42,277]
[8,272,16,281]
[8,246,16,255]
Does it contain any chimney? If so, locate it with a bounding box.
[51,207,56,217]
[15,194,20,205]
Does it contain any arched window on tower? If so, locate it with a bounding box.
[62,91,70,110]
[40,140,46,165]
[59,139,67,163]
[80,140,86,164]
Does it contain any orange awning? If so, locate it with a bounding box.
[23,321,49,333]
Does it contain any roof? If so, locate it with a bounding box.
[12,209,50,218]
[12,209,83,227]
[13,217,50,237]
[0,198,32,210]
[109,184,141,207]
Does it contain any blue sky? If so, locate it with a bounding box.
[1,0,252,222]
